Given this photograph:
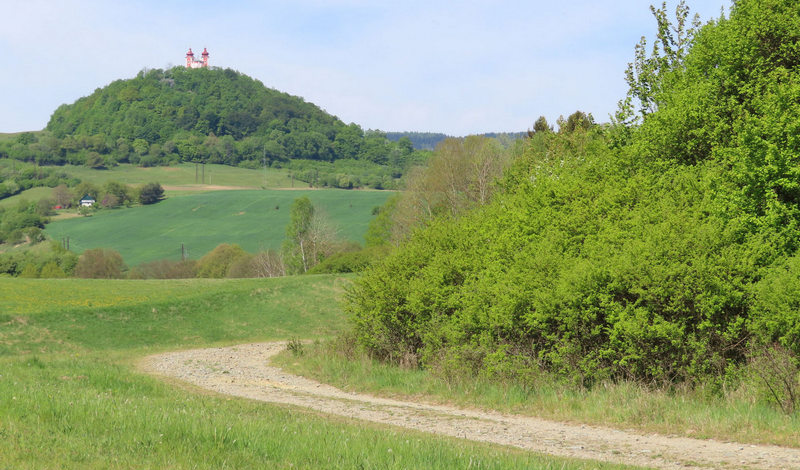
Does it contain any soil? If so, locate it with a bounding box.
[140,342,800,470]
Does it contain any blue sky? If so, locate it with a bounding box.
[2,0,728,136]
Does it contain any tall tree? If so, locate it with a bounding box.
[282,196,338,273]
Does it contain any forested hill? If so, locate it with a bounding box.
[27,67,419,169]
[47,67,340,143]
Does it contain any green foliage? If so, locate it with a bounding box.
[128,258,198,279]
[74,248,127,279]
[528,116,552,137]
[307,246,389,274]
[138,181,164,204]
[750,255,800,357]
[0,159,79,201]
[0,242,78,277]
[346,0,800,391]
[0,199,48,244]
[364,195,398,247]
[39,260,67,278]
[282,196,337,274]
[196,243,247,278]
[557,110,595,134]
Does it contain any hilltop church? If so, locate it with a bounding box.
[185,48,209,68]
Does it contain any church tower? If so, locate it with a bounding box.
[185,48,209,68]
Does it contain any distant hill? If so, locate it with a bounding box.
[0,67,420,171]
[47,67,342,145]
[385,131,526,150]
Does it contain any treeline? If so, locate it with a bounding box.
[345,0,800,410]
[0,200,51,247]
[0,67,429,188]
[0,160,79,199]
[385,131,527,150]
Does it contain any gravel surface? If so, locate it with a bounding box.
[140,342,800,470]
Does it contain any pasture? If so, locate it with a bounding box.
[45,189,391,266]
[0,275,633,469]
[0,187,53,208]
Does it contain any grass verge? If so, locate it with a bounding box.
[272,339,800,448]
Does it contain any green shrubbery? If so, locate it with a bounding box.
[346,0,800,397]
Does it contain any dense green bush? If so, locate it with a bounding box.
[307,246,389,274]
[196,243,248,278]
[74,248,127,279]
[346,0,800,388]
[138,182,164,205]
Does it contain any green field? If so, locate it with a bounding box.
[57,162,296,189]
[45,189,391,266]
[0,187,54,208]
[0,276,635,469]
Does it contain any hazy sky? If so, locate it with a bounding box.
[2,0,728,136]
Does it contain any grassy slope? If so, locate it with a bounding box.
[45,189,391,266]
[0,276,634,470]
[0,187,53,208]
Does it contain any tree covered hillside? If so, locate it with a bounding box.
[0,67,426,185]
[347,0,800,400]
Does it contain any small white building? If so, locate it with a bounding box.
[80,194,96,207]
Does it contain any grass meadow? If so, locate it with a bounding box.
[0,187,54,208]
[273,341,800,449]
[0,275,637,469]
[45,189,391,266]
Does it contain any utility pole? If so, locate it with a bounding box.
[263,145,268,189]
[181,243,185,261]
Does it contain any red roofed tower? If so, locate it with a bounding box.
[185,48,209,68]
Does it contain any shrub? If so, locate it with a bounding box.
[197,243,247,278]
[227,253,257,278]
[132,259,198,279]
[74,248,127,279]
[307,246,388,274]
[40,261,67,278]
[138,182,164,205]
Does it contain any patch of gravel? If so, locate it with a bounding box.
[140,342,800,470]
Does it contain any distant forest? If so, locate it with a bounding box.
[385,131,526,150]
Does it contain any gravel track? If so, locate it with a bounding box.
[140,342,800,470]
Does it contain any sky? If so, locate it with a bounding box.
[2,0,729,136]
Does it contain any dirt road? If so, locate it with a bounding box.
[141,342,800,470]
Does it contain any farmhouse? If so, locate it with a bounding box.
[80,195,96,207]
